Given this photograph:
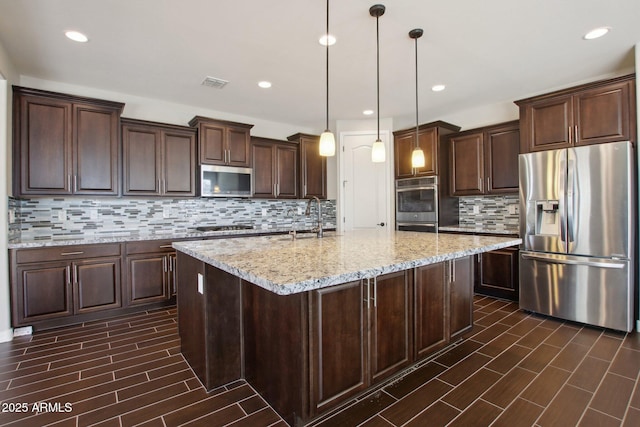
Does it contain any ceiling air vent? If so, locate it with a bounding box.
[201,76,229,89]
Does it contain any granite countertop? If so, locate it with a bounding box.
[438,226,519,236]
[7,227,314,249]
[173,229,522,295]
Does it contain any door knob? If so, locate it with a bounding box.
[377,222,385,227]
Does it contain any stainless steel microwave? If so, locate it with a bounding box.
[200,165,253,197]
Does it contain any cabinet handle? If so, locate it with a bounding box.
[568,126,572,144]
[372,277,377,308]
[159,244,173,249]
[68,175,72,192]
[479,178,483,191]
[73,175,78,192]
[73,265,78,286]
[364,278,371,309]
[163,256,167,273]
[450,261,456,283]
[304,184,307,197]
[487,177,491,191]
[169,257,174,272]
[574,125,579,143]
[61,251,84,256]
[65,266,71,286]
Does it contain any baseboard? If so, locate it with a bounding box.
[0,328,13,343]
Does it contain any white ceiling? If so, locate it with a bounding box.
[0,0,638,132]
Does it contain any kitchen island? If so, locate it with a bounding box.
[173,230,521,426]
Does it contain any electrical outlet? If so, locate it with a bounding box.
[508,204,517,215]
[57,210,66,222]
[89,209,98,220]
[298,207,303,215]
[163,207,171,218]
[197,273,204,295]
[8,210,15,223]
[472,206,480,214]
[262,208,268,216]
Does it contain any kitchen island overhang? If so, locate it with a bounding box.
[173,230,521,426]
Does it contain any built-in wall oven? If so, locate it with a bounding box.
[396,176,438,232]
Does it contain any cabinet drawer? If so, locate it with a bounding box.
[15,243,122,264]
[125,240,177,255]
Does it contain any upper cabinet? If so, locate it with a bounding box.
[122,119,197,197]
[449,121,520,196]
[392,121,460,180]
[189,116,253,167]
[250,137,298,199]
[13,86,124,197]
[516,74,636,153]
[287,133,327,199]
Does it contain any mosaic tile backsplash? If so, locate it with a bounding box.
[458,195,519,232]
[9,197,336,241]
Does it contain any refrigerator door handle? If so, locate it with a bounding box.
[558,152,567,247]
[567,157,576,244]
[521,253,625,269]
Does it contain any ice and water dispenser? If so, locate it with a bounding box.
[535,200,560,236]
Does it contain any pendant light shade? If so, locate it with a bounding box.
[319,131,336,156]
[409,28,425,169]
[320,0,335,157]
[370,4,386,163]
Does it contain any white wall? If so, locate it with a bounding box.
[0,39,18,343]
[19,76,315,141]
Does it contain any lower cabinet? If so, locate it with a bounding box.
[310,271,412,414]
[10,244,122,327]
[450,256,474,340]
[125,240,177,305]
[475,246,519,301]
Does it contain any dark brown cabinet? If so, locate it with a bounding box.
[189,116,253,167]
[516,74,636,153]
[122,119,197,197]
[287,133,327,199]
[12,86,123,197]
[475,246,519,301]
[414,262,447,358]
[449,121,520,196]
[251,137,298,199]
[10,244,122,327]
[450,256,474,341]
[392,121,460,180]
[310,270,411,415]
[125,240,177,305]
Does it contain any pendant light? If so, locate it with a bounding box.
[370,4,386,163]
[319,0,336,157]
[409,28,426,169]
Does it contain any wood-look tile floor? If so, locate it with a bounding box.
[0,296,639,426]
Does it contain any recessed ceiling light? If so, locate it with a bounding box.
[363,110,374,116]
[65,30,88,43]
[432,84,446,92]
[258,81,272,89]
[584,27,610,40]
[319,34,336,46]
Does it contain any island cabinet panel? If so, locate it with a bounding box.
[369,271,412,383]
[414,262,448,358]
[243,281,308,426]
[310,280,368,416]
[450,256,474,341]
[475,246,519,301]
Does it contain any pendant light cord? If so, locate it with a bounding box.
[325,0,330,131]
[376,13,380,140]
[414,35,419,146]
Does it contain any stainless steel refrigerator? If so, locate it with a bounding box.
[519,141,636,332]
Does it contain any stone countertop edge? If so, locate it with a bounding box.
[173,233,522,296]
[6,227,333,250]
[438,226,519,236]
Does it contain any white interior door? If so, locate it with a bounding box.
[340,131,392,232]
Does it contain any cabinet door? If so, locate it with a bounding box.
[574,81,633,146]
[299,135,327,199]
[369,272,411,383]
[414,263,447,358]
[521,95,572,152]
[251,142,276,198]
[450,132,485,196]
[310,280,367,415]
[122,124,161,195]
[393,132,416,179]
[415,127,438,176]
[73,258,122,313]
[275,145,298,198]
[485,123,520,194]
[199,123,226,165]
[126,254,169,305]
[18,95,73,195]
[14,262,72,324]
[450,257,474,341]
[475,247,519,301]
[163,129,197,196]
[73,104,119,195]
[226,126,251,167]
